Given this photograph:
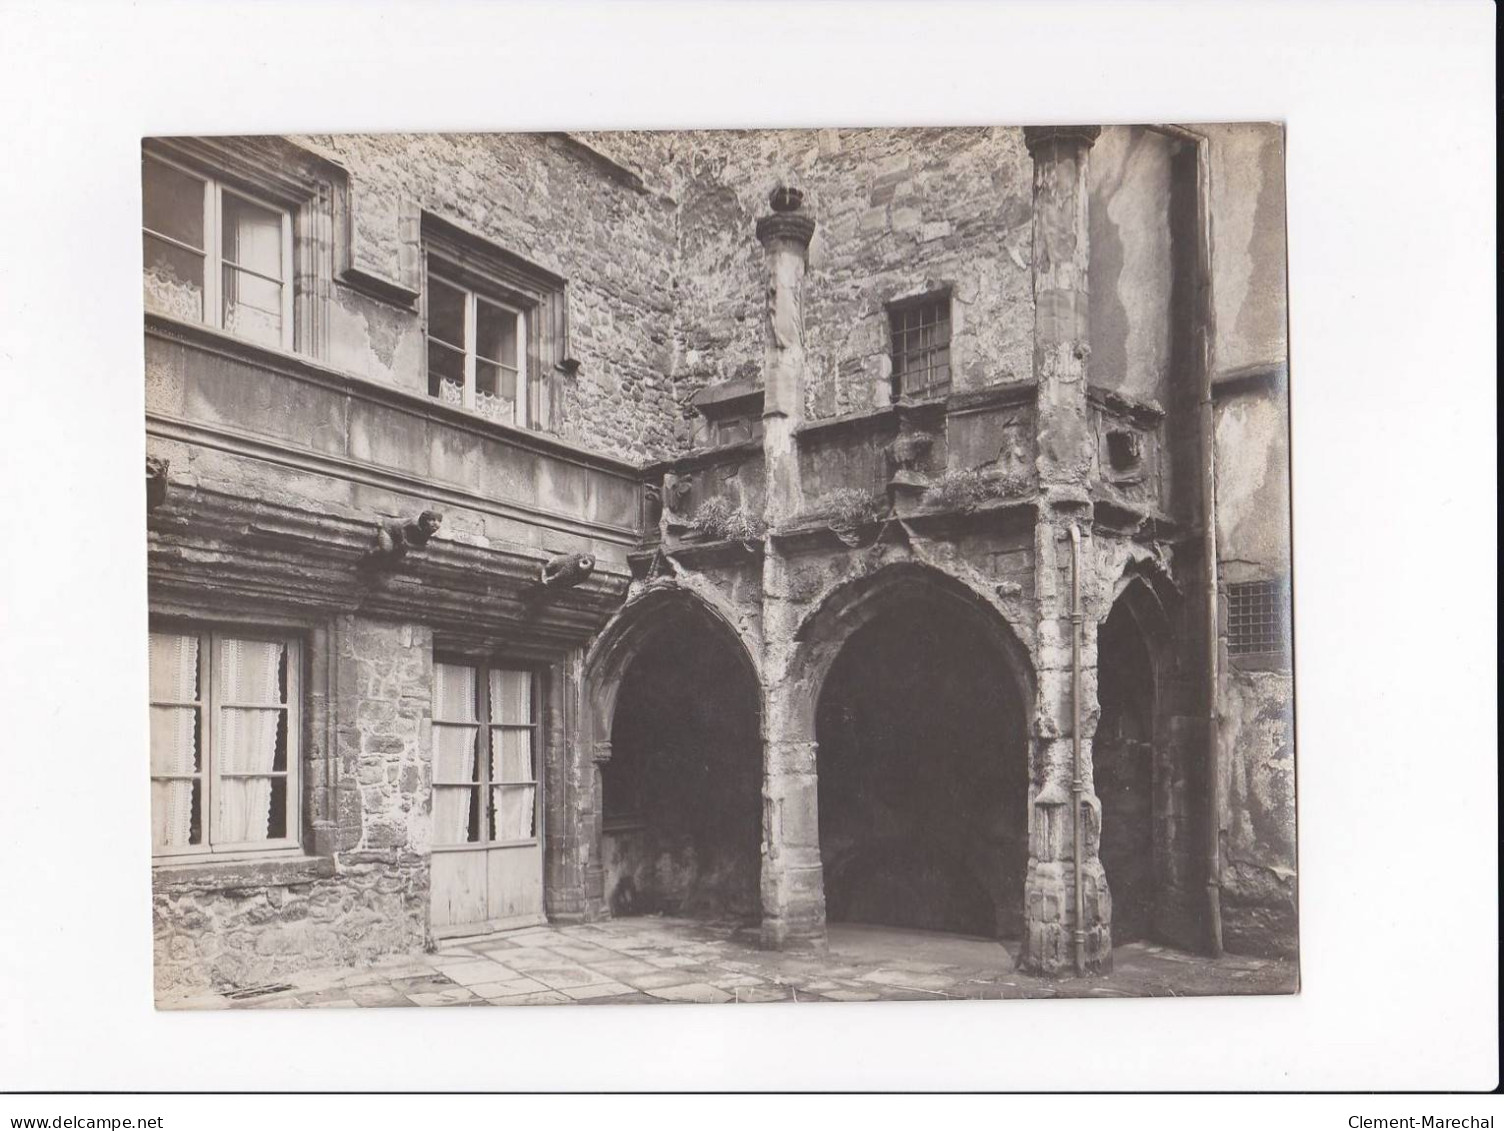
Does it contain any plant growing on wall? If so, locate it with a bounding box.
[795,487,889,544]
[688,497,767,543]
[924,467,1030,513]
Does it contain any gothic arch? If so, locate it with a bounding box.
[788,562,1037,939]
[576,583,764,921]
[583,583,762,756]
[784,561,1035,741]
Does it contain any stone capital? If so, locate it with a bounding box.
[590,739,613,765]
[756,212,815,251]
[1023,125,1102,157]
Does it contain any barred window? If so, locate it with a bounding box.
[889,293,952,399]
[1227,580,1286,656]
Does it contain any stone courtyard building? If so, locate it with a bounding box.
[144,124,1295,996]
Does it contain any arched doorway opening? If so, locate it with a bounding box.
[1095,596,1158,943]
[599,600,762,924]
[812,578,1031,939]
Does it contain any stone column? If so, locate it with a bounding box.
[756,186,826,949]
[756,186,814,524]
[1020,125,1112,973]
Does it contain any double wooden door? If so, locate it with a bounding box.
[429,659,544,936]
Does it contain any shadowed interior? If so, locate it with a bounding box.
[815,599,1029,939]
[603,613,762,922]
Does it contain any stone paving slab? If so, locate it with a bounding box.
[159,915,1298,1010]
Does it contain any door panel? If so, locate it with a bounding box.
[431,849,488,931]
[487,842,545,926]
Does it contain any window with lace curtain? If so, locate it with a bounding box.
[142,154,294,352]
[149,629,301,859]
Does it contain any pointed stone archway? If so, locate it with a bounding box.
[577,586,764,925]
[771,562,1036,946]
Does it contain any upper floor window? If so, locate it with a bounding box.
[142,154,293,351]
[889,292,952,399]
[149,628,301,860]
[421,214,570,434]
[427,270,528,427]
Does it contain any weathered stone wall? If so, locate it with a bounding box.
[152,616,434,996]
[668,127,1035,424]
[1218,667,1297,955]
[295,131,681,462]
[1205,122,1295,957]
[1203,124,1288,378]
[1089,126,1177,405]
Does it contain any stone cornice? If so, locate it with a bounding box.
[1087,384,1167,426]
[146,314,643,482]
[149,486,629,643]
[146,411,641,546]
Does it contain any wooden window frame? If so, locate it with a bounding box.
[421,213,569,434]
[431,658,543,852]
[149,627,303,862]
[143,152,295,352]
[425,268,530,426]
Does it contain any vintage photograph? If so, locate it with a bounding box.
[143,123,1296,1009]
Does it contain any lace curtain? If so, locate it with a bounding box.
[149,632,199,849]
[217,638,284,843]
[489,670,535,840]
[432,663,478,845]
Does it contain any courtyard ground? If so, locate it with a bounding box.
[160,915,1298,1009]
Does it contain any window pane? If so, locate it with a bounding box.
[475,361,518,423]
[218,775,278,842]
[433,662,478,723]
[434,785,481,845]
[428,341,465,402]
[219,638,285,704]
[433,723,479,784]
[218,706,285,842]
[143,234,205,322]
[223,266,284,348]
[428,277,466,350]
[491,728,534,785]
[152,779,202,849]
[150,706,201,775]
[142,158,205,248]
[475,301,518,367]
[492,785,536,840]
[221,191,283,278]
[489,669,532,725]
[149,632,200,702]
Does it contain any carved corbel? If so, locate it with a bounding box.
[363,510,442,569]
[146,456,170,512]
[540,551,596,589]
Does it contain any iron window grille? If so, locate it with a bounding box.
[889,294,952,399]
[1227,579,1287,656]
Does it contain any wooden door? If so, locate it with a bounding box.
[430,660,544,936]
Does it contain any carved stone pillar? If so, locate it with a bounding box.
[581,738,613,916]
[1021,125,1112,974]
[756,186,814,526]
[755,186,826,949]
